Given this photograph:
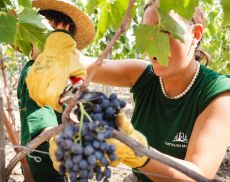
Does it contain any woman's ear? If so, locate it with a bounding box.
[193,24,203,42]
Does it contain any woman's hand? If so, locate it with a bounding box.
[107,112,149,168]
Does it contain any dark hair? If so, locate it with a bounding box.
[144,1,210,65]
[39,10,76,37]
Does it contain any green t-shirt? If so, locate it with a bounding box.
[130,64,230,182]
[17,60,63,182]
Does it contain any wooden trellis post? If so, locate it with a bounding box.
[0,88,6,182]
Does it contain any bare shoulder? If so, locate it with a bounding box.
[185,91,230,178]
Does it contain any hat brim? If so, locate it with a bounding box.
[32,0,95,50]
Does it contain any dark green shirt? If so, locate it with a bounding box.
[17,60,63,182]
[130,64,230,182]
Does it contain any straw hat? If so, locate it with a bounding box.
[32,0,95,50]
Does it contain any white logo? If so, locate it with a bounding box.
[173,132,189,143]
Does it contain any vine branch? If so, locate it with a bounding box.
[61,0,135,124]
[6,123,218,182]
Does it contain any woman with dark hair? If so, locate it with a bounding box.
[74,1,230,181]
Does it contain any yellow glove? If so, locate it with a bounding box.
[26,31,87,112]
[107,112,149,168]
[49,136,61,171]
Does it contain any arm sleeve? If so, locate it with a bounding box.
[25,96,60,138]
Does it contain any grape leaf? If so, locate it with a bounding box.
[0,15,17,43]
[86,0,102,15]
[95,0,129,41]
[0,0,12,7]
[18,0,31,8]
[159,8,185,42]
[222,0,230,25]
[160,0,199,20]
[206,0,213,3]
[14,8,50,55]
[96,2,109,41]
[134,24,170,66]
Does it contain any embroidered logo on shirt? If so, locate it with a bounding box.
[173,132,189,143]
[165,132,189,148]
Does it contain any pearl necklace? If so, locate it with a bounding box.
[159,62,200,99]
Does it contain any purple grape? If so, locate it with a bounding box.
[95,151,103,160]
[96,132,105,141]
[69,172,77,181]
[120,100,126,108]
[104,167,111,178]
[58,165,66,175]
[65,159,73,171]
[71,144,83,154]
[79,160,88,169]
[109,93,117,101]
[92,140,100,149]
[93,104,102,113]
[72,164,79,172]
[96,172,104,181]
[109,153,117,161]
[79,170,88,178]
[87,155,96,165]
[100,156,109,166]
[105,107,116,118]
[84,145,94,155]
[93,113,103,121]
[101,99,110,108]
[73,155,82,164]
[55,148,63,160]
[111,99,120,109]
[64,139,73,149]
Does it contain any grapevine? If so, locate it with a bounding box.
[55,91,126,182]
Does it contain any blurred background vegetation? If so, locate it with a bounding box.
[0,0,229,87]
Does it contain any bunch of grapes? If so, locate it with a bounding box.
[55,92,126,182]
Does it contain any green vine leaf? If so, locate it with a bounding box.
[160,0,199,20]
[14,8,50,55]
[222,0,230,25]
[94,0,129,41]
[159,8,185,42]
[0,15,17,43]
[18,0,32,8]
[86,0,102,15]
[0,0,12,8]
[134,24,170,66]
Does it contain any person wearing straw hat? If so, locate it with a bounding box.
[26,0,95,113]
[17,0,94,181]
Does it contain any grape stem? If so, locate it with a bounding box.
[78,102,84,145]
[78,101,93,145]
[79,102,93,123]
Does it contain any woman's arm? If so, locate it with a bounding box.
[79,52,149,87]
[139,91,230,182]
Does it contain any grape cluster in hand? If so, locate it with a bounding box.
[55,92,126,182]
